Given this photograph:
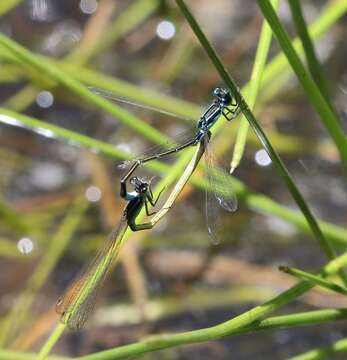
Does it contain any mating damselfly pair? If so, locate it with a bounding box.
[57,87,241,330]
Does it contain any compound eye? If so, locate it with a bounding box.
[213,88,221,96]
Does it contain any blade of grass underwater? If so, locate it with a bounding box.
[230,0,278,173]
[257,0,347,174]
[1,108,347,247]
[288,0,333,109]
[174,0,346,283]
[289,337,347,360]
[279,266,347,296]
[0,33,170,146]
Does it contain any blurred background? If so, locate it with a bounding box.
[1,0,347,358]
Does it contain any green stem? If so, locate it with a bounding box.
[279,266,347,296]
[71,249,347,359]
[287,0,333,108]
[230,0,277,172]
[258,0,347,173]
[37,323,66,360]
[2,309,347,360]
[78,307,347,360]
[289,337,347,360]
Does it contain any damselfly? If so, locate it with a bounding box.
[56,139,206,330]
[117,87,240,167]
[111,87,240,240]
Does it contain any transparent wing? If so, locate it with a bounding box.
[203,135,237,242]
[204,135,238,212]
[88,87,194,122]
[56,213,128,330]
[118,127,197,170]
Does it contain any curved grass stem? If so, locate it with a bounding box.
[230,0,278,173]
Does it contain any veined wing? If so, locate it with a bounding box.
[203,134,237,242]
[88,87,194,122]
[119,127,198,169]
[56,212,128,330]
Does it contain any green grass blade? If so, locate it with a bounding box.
[230,0,278,172]
[261,0,347,95]
[289,337,347,360]
[0,33,170,145]
[174,0,344,282]
[257,0,347,173]
[37,323,66,360]
[288,0,332,106]
[279,266,347,296]
[77,308,347,360]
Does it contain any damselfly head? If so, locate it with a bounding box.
[130,177,149,194]
[213,87,232,106]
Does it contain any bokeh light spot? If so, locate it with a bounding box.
[86,186,102,202]
[156,21,176,40]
